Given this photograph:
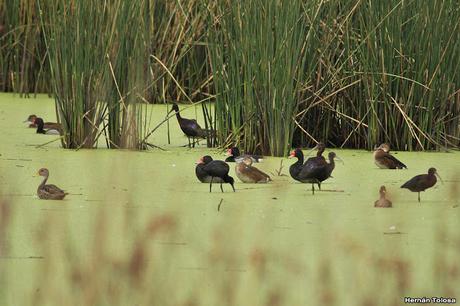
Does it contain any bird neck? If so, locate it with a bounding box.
[39,175,48,188]
[174,110,182,120]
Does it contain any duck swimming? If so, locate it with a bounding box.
[235,157,271,183]
[374,185,392,208]
[373,143,407,169]
[225,147,263,163]
[37,168,67,200]
[25,114,61,129]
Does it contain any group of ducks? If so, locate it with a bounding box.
[194,142,442,207]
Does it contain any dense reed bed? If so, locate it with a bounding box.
[1,0,459,152]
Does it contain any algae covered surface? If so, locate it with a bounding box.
[0,93,459,305]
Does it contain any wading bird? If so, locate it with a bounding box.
[225,147,263,163]
[168,103,214,148]
[373,143,407,169]
[374,185,392,208]
[235,157,271,183]
[195,156,224,183]
[197,156,235,192]
[289,149,340,194]
[401,168,441,202]
[37,168,67,200]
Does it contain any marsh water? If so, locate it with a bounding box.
[0,93,459,305]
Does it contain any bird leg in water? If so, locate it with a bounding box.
[209,177,214,193]
[317,183,321,190]
[220,182,224,193]
[418,192,420,203]
[311,184,315,195]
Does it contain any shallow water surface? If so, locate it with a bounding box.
[0,93,459,305]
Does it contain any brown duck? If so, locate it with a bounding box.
[235,157,271,183]
[374,186,392,208]
[373,143,406,169]
[37,168,67,200]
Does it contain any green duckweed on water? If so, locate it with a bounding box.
[0,93,459,305]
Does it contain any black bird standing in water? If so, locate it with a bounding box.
[168,103,214,148]
[195,156,224,183]
[197,156,235,192]
[401,167,442,202]
[290,149,340,194]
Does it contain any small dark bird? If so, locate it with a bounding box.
[35,118,62,135]
[37,168,68,200]
[374,185,392,208]
[401,167,442,202]
[225,147,263,163]
[197,156,235,192]
[195,156,224,183]
[168,103,214,148]
[373,143,407,169]
[235,157,271,183]
[289,149,340,194]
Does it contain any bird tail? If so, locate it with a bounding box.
[197,128,216,138]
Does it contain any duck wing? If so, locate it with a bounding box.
[382,153,407,169]
[43,184,66,194]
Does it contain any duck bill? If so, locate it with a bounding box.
[226,149,232,156]
[195,157,204,165]
[288,151,295,159]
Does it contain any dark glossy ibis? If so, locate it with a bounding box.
[289,149,340,194]
[401,167,441,202]
[235,157,271,183]
[225,147,263,163]
[373,143,407,169]
[197,156,235,192]
[374,186,392,208]
[35,118,62,135]
[195,156,224,183]
[168,103,213,148]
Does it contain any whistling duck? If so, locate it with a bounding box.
[35,118,62,135]
[235,157,271,183]
[374,185,392,208]
[196,156,224,183]
[289,149,339,194]
[401,167,441,202]
[168,103,214,148]
[197,156,235,192]
[225,147,263,163]
[37,168,67,200]
[373,143,407,169]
